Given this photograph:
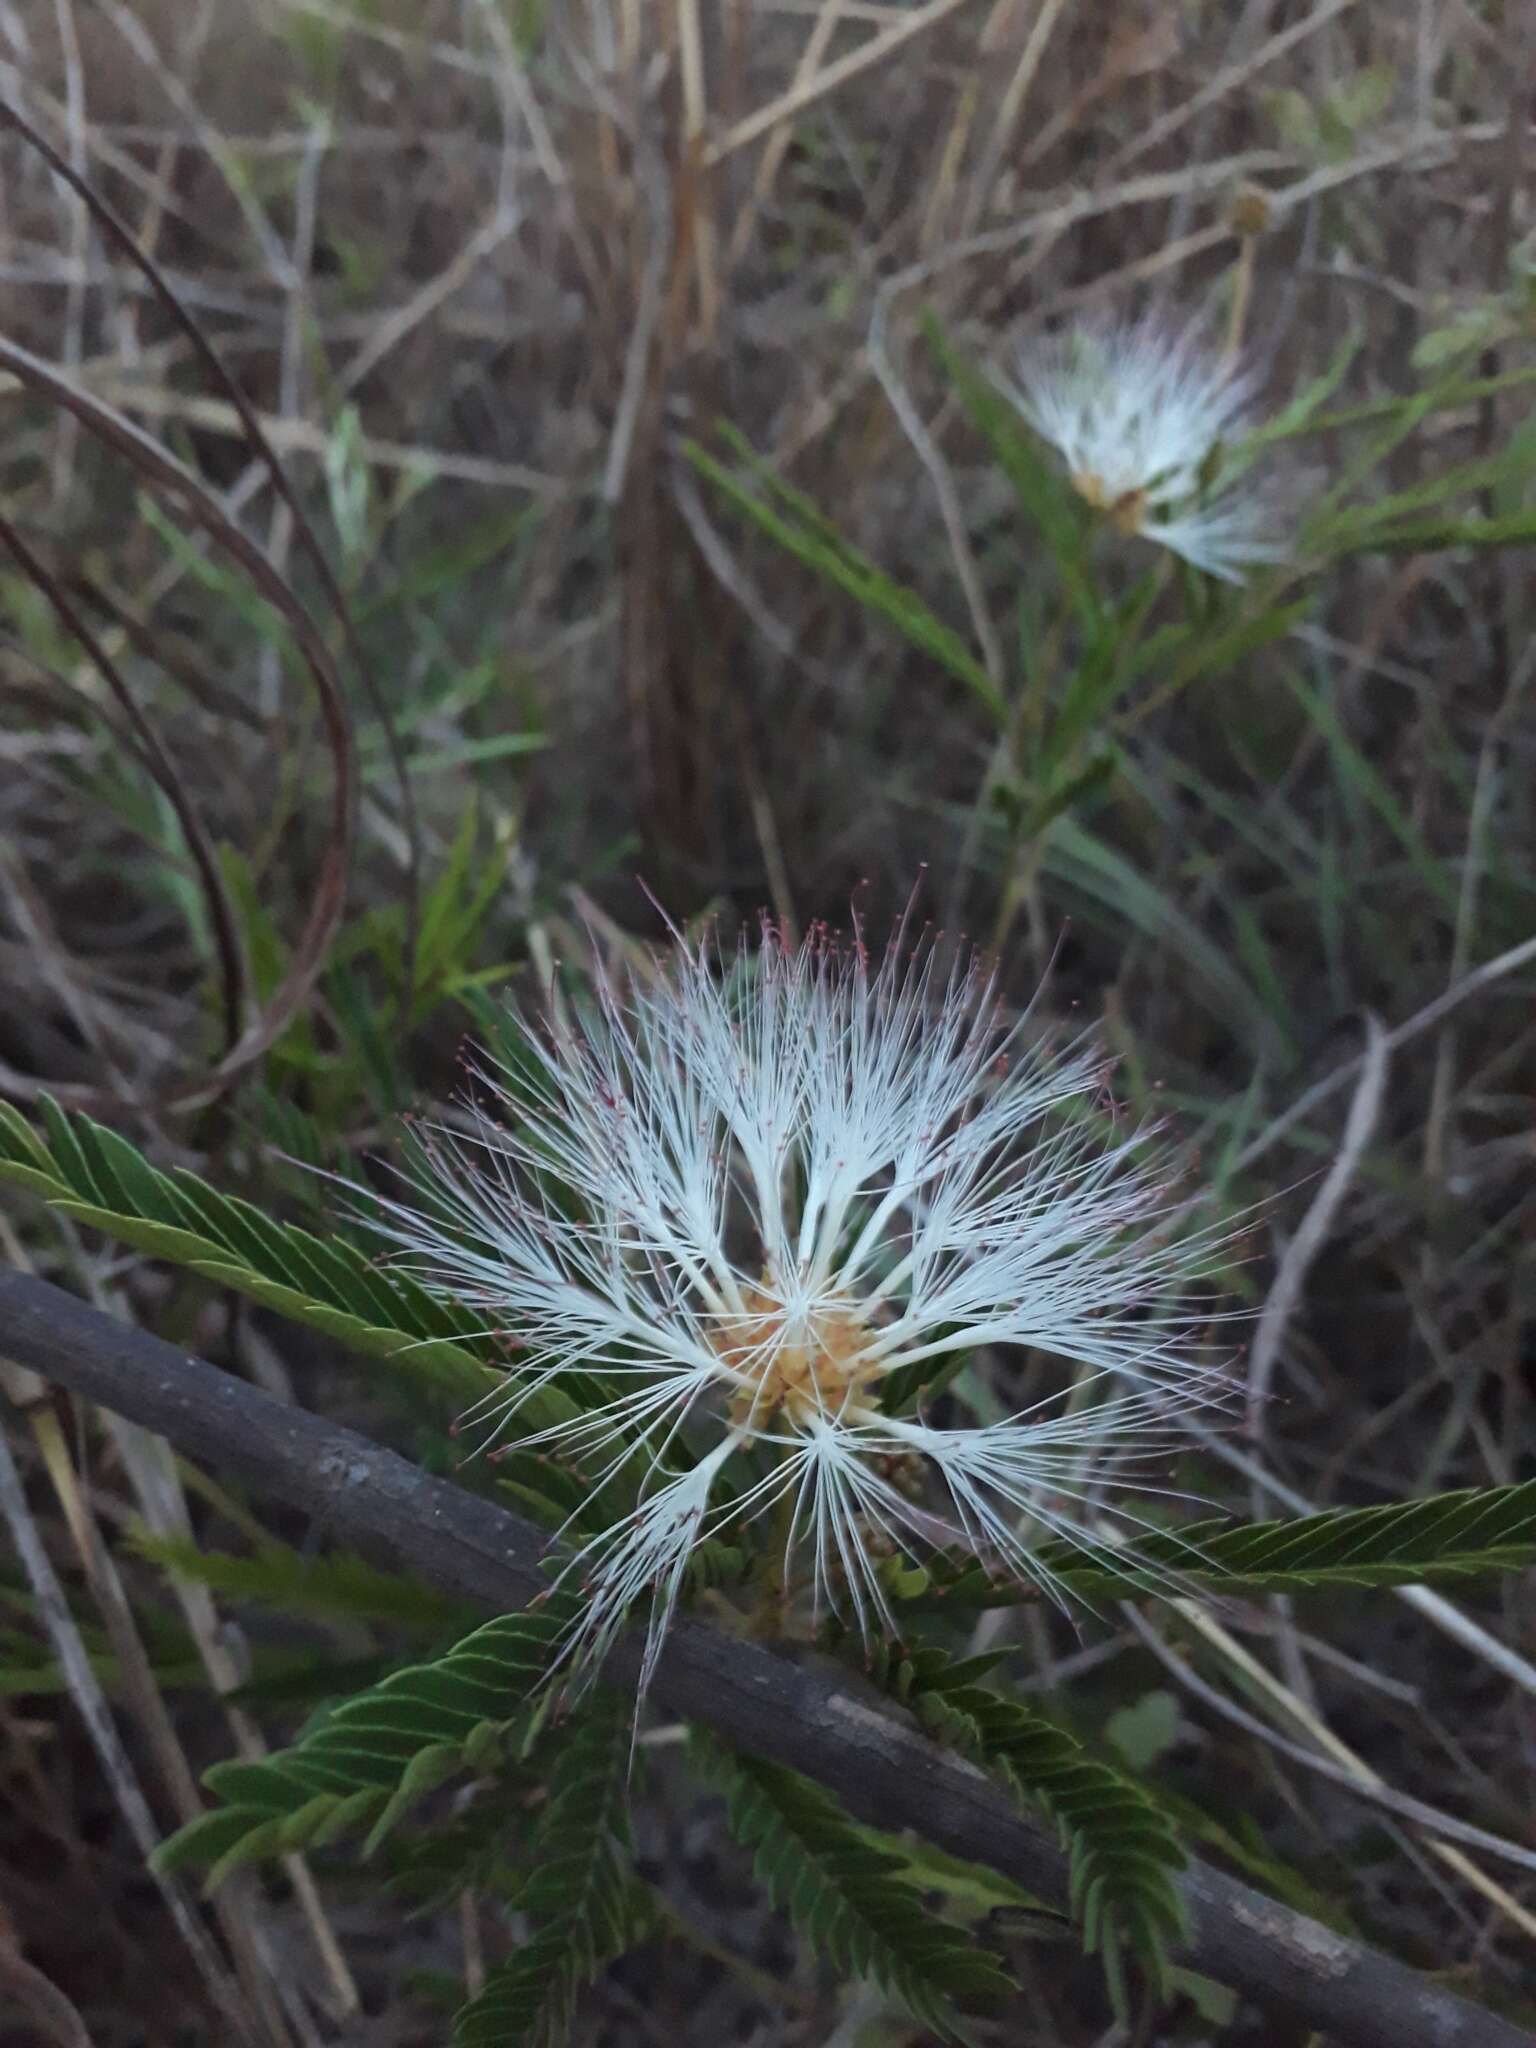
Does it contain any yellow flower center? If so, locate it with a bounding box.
[713,1286,880,1429]
[1071,470,1149,536]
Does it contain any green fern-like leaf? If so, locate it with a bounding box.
[0,1099,496,1404]
[0,1100,615,1442]
[134,1530,482,1634]
[918,1480,1536,1607]
[885,1646,1185,2009]
[153,1606,572,1877]
[695,1735,1013,2041]
[454,1692,642,2047]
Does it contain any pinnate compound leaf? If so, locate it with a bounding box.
[0,1098,511,1408]
[153,1607,572,1878]
[882,1646,1185,2009]
[1134,1479,1536,1589]
[453,1692,642,2047]
[695,1734,1013,2042]
[135,1530,481,1633]
[923,1480,1536,1607]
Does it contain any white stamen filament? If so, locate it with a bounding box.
[371,917,1228,1696]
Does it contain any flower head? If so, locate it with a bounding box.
[372,918,1223,1696]
[1006,317,1279,580]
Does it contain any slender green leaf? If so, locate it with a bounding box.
[687,437,1006,719]
[926,320,1100,631]
[1330,508,1536,554]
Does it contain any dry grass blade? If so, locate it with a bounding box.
[1105,0,1363,178]
[25,1396,302,2041]
[338,208,520,399]
[0,1905,93,2048]
[1246,1013,1390,1446]
[72,378,565,494]
[1129,1602,1536,1944]
[0,98,418,991]
[705,0,976,163]
[963,0,1072,228]
[724,0,850,269]
[0,1416,265,2046]
[103,1408,360,2017]
[1236,934,1536,1173]
[0,517,248,1059]
[0,337,352,1112]
[44,0,87,512]
[868,290,1006,693]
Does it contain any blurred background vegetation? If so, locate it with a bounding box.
[1,1,1533,2041]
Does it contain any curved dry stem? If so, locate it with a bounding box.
[0,514,248,1059]
[62,563,268,733]
[0,97,420,980]
[0,338,352,1112]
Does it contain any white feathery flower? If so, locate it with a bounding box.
[369,918,1226,1694]
[1006,317,1280,581]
